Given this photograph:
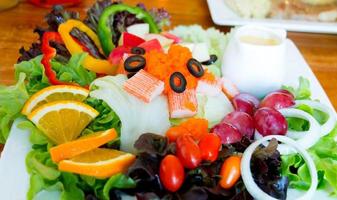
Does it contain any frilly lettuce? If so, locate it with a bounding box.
[20,117,135,200]
[14,53,96,95]
[14,56,50,95]
[282,76,311,100]
[82,97,122,148]
[281,127,337,196]
[281,77,337,196]
[0,73,29,143]
[0,53,95,144]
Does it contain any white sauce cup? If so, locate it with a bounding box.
[221,25,287,98]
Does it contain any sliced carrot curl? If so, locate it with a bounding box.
[180,118,209,141]
[144,45,200,94]
[166,118,209,142]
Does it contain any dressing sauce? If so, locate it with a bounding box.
[240,35,280,46]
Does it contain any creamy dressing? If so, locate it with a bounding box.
[240,35,280,46]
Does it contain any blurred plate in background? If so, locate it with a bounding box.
[207,0,337,33]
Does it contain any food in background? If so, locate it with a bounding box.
[224,0,272,18]
[224,0,337,22]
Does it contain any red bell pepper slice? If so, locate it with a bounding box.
[41,32,76,86]
[138,39,162,52]
[122,32,145,48]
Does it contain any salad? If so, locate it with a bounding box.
[0,1,337,200]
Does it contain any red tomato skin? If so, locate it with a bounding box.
[159,155,185,192]
[199,133,221,162]
[176,135,202,169]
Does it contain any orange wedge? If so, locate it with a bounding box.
[22,85,89,115]
[58,148,136,178]
[28,101,99,144]
[50,129,118,163]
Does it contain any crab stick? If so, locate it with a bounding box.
[168,89,198,118]
[196,72,222,96]
[124,69,164,103]
[221,77,239,100]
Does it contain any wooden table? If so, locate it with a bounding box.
[0,0,336,99]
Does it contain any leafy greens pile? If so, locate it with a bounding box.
[281,77,337,197]
[21,119,133,200]
[127,133,254,200]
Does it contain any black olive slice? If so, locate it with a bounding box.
[170,72,187,93]
[131,47,145,55]
[187,58,204,78]
[124,55,146,73]
[127,72,137,79]
[201,54,218,65]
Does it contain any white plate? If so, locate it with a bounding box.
[207,0,337,34]
[0,40,335,199]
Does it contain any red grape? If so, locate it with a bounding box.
[276,89,294,98]
[211,122,242,144]
[254,107,288,136]
[260,91,295,110]
[222,111,255,139]
[232,93,259,115]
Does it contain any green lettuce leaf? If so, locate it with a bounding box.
[28,174,45,200]
[25,145,85,200]
[83,97,121,134]
[21,101,129,200]
[282,76,311,100]
[0,73,29,143]
[52,53,96,87]
[60,173,85,200]
[82,97,122,148]
[15,53,96,95]
[14,55,50,95]
[102,174,136,200]
[18,120,48,145]
[286,103,329,132]
[281,126,337,195]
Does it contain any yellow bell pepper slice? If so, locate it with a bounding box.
[58,19,116,75]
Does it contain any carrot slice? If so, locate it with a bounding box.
[50,129,117,163]
[166,126,189,142]
[180,118,209,141]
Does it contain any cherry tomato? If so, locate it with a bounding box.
[159,155,185,192]
[219,156,241,189]
[176,134,202,169]
[166,126,189,142]
[198,133,221,162]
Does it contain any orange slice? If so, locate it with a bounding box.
[50,129,118,163]
[28,101,99,144]
[22,85,89,115]
[58,148,136,178]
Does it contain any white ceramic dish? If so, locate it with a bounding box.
[207,0,337,34]
[0,40,335,199]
